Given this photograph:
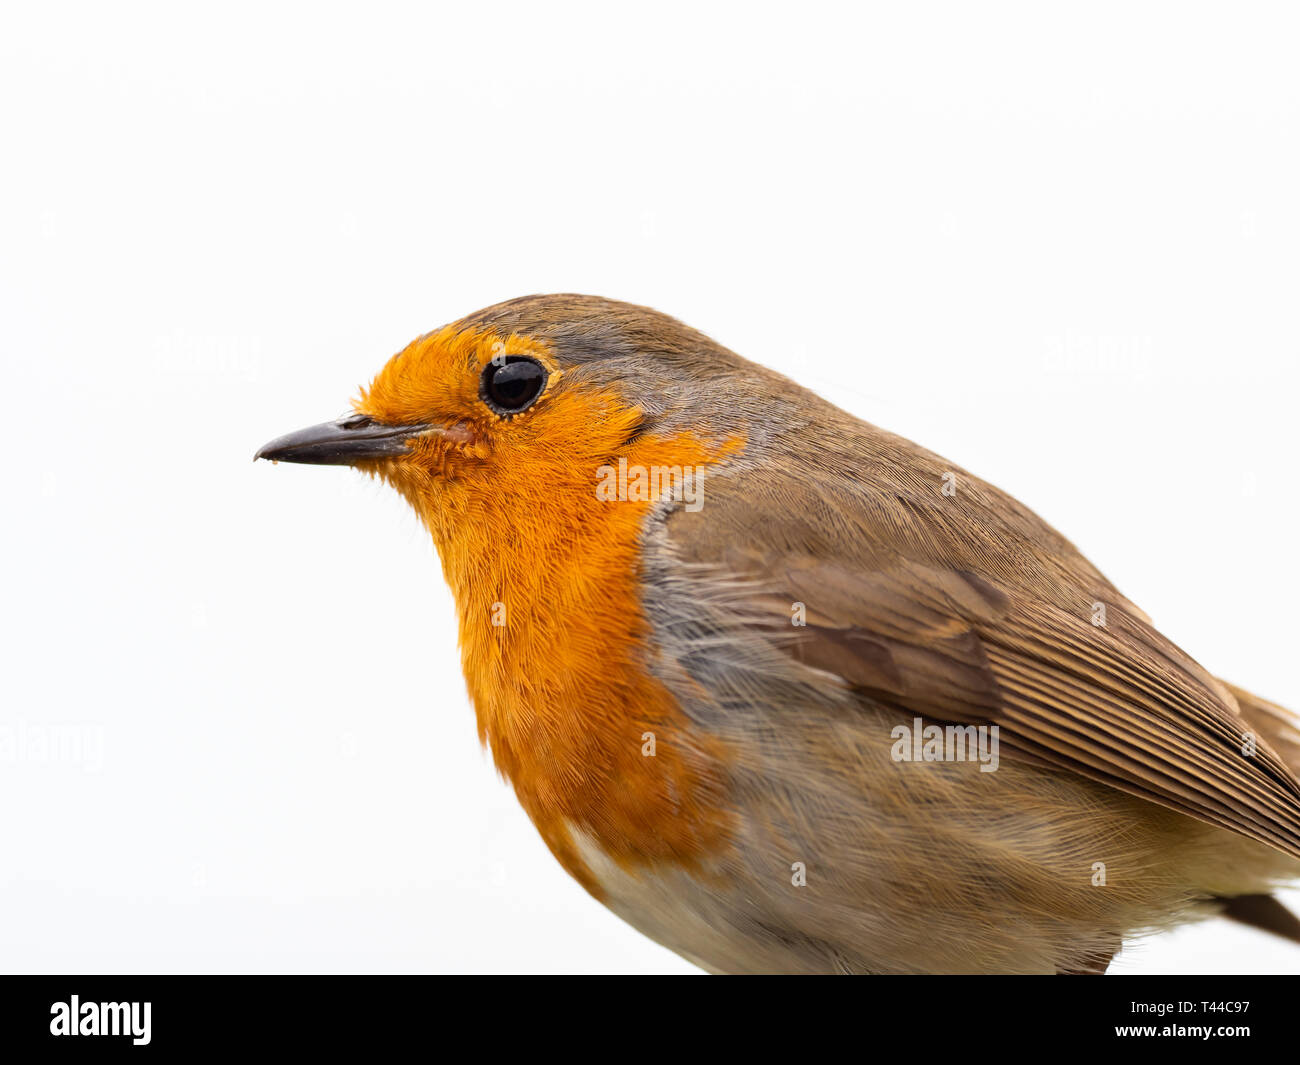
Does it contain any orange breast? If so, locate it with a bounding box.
[410,388,743,894]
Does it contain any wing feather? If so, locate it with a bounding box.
[661,461,1300,858]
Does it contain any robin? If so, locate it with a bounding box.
[257,294,1300,974]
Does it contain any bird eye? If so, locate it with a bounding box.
[480,357,547,415]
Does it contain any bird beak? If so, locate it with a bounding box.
[255,414,433,466]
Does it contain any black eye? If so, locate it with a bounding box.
[480,357,547,414]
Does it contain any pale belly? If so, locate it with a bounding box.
[564,740,1299,974]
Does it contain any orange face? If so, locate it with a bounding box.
[351,323,644,527]
[259,313,746,891]
[358,324,562,451]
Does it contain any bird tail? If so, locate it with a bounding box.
[1217,679,1300,945]
[1218,894,1300,944]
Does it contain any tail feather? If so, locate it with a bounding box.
[1219,894,1300,945]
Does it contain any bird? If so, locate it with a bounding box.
[256,294,1300,974]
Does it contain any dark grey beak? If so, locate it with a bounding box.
[255,413,432,466]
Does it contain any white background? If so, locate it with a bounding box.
[2,2,1298,974]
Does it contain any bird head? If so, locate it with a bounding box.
[255,294,767,539]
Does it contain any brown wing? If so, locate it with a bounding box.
[661,451,1300,860]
